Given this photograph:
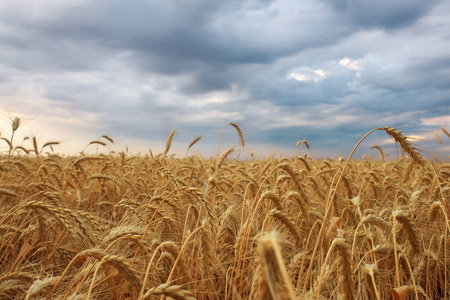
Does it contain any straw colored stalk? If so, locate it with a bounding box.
[370,145,385,162]
[76,248,142,294]
[257,231,296,300]
[317,238,355,300]
[185,136,202,157]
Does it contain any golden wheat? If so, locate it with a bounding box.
[0,124,448,299]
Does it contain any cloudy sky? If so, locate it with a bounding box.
[0,0,449,159]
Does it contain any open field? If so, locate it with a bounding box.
[0,126,449,299]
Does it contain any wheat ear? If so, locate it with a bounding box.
[362,263,380,300]
[217,122,244,159]
[77,248,142,293]
[25,277,60,300]
[441,127,450,138]
[185,135,202,158]
[216,147,234,172]
[392,209,422,254]
[296,139,309,155]
[257,231,296,299]
[334,238,355,300]
[164,129,176,156]
[229,122,245,147]
[260,191,282,210]
[101,134,114,143]
[142,282,195,300]
[268,209,301,243]
[303,126,423,292]
[370,145,385,162]
[383,127,423,166]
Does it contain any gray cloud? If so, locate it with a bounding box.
[322,0,441,30]
[0,0,448,158]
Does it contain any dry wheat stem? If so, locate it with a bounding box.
[185,136,203,158]
[258,231,296,300]
[303,126,425,293]
[217,122,244,159]
[362,263,380,300]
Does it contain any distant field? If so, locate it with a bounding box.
[0,125,449,299]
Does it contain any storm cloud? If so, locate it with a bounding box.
[0,0,449,158]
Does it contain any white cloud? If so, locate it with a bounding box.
[314,69,327,77]
[420,115,450,127]
[339,58,358,69]
[183,111,243,123]
[286,67,329,82]
[269,115,317,128]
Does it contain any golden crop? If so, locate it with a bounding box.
[0,124,449,299]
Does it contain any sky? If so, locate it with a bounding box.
[0,0,449,159]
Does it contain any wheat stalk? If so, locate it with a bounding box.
[217,122,244,159]
[370,145,385,162]
[78,248,142,295]
[185,135,203,158]
[362,263,380,300]
[164,129,176,157]
[392,209,422,254]
[257,231,296,300]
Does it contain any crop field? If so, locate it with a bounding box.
[0,122,449,299]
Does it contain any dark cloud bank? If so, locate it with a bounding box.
[0,0,449,158]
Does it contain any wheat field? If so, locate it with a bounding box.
[0,123,449,299]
